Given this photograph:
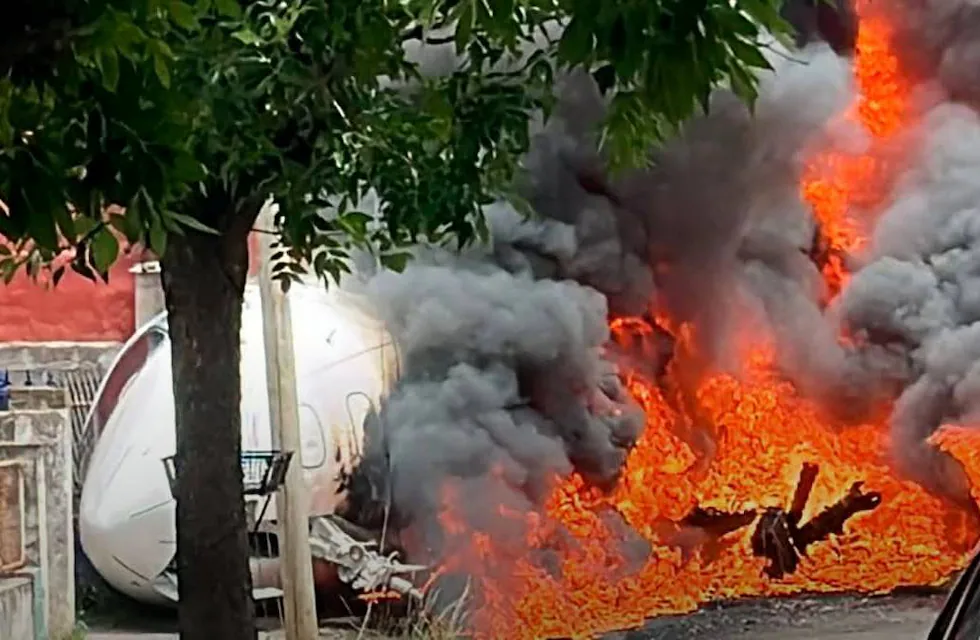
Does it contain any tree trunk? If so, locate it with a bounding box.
[160,205,258,640]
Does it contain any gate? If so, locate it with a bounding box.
[54,367,106,509]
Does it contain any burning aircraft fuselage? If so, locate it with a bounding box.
[78,281,396,605]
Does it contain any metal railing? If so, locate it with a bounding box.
[0,355,112,512]
[58,367,106,507]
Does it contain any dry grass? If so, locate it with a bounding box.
[59,622,91,640]
[320,581,472,639]
[397,582,471,639]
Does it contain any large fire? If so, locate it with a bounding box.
[432,5,980,639]
[799,1,913,300]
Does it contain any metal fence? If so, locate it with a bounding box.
[56,367,106,507]
[0,345,116,515]
[2,366,109,510]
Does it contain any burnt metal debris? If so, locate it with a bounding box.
[308,515,427,599]
[751,463,883,579]
[662,463,883,579]
[679,507,758,564]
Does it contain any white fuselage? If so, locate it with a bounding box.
[78,280,396,605]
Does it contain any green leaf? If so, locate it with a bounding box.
[338,211,372,241]
[52,205,76,242]
[166,211,219,234]
[473,210,490,243]
[120,202,143,244]
[455,2,475,51]
[737,0,791,33]
[108,215,129,236]
[713,7,761,37]
[0,258,16,285]
[169,1,199,30]
[153,54,172,88]
[1,0,790,323]
[558,16,593,65]
[25,256,39,281]
[106,14,148,60]
[592,64,616,95]
[728,60,759,106]
[97,49,120,92]
[149,218,168,256]
[171,151,207,182]
[26,207,59,251]
[91,228,120,273]
[232,29,262,46]
[71,258,97,282]
[215,0,242,18]
[382,251,412,272]
[148,38,175,60]
[729,37,772,70]
[74,217,100,238]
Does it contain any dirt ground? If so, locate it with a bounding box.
[87,592,948,639]
[614,593,945,640]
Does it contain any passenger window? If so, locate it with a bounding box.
[298,403,327,469]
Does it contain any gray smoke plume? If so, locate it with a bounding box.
[886,0,980,109]
[361,256,643,499]
[338,104,650,547]
[638,1,980,515]
[339,41,863,552]
[340,1,980,593]
[667,1,980,515]
[838,101,980,513]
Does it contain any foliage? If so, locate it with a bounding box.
[0,0,792,286]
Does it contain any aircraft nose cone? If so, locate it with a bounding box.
[79,345,177,603]
[79,440,177,601]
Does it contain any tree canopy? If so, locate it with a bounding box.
[1,0,792,284]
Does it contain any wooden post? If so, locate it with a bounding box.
[256,200,319,639]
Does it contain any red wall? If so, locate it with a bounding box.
[0,233,263,343]
[0,256,137,342]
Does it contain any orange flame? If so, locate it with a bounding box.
[800,5,914,299]
[430,8,980,640]
[436,345,979,639]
